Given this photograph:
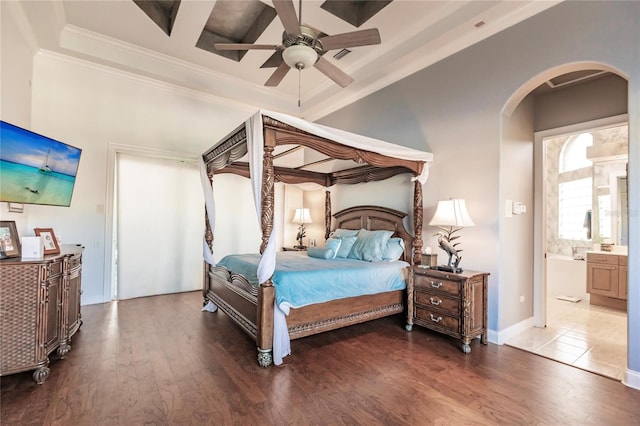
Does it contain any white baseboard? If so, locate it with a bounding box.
[489,317,535,345]
[623,368,640,390]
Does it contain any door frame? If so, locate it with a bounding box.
[103,144,198,302]
[533,113,628,327]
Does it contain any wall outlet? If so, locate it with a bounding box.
[520,295,525,303]
[513,201,527,215]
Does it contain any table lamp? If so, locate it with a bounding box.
[428,199,475,272]
[293,208,312,249]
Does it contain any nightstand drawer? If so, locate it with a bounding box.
[415,291,459,315]
[414,306,459,332]
[413,274,460,297]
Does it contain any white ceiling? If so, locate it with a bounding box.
[9,0,560,120]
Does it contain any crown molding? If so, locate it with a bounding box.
[36,49,258,114]
[59,24,301,114]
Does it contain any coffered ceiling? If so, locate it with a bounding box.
[8,0,560,120]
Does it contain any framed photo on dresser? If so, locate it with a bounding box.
[34,228,60,255]
[0,221,21,259]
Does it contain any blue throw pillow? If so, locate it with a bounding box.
[382,238,405,261]
[324,238,342,259]
[307,247,335,259]
[348,229,394,262]
[335,236,358,258]
[330,228,360,239]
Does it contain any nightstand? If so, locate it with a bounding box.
[282,247,307,252]
[406,266,488,353]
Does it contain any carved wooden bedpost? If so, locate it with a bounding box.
[257,129,276,367]
[204,167,215,252]
[325,190,332,241]
[203,167,215,305]
[413,180,423,265]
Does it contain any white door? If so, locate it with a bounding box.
[116,153,203,300]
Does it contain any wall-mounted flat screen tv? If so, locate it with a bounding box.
[0,121,82,207]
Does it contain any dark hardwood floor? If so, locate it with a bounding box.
[2,291,639,425]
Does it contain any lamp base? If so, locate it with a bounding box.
[434,265,463,273]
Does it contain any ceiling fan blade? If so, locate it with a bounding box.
[319,28,381,51]
[314,56,353,88]
[214,43,279,51]
[265,62,291,86]
[273,0,301,36]
[261,51,284,69]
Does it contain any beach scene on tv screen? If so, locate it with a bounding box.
[0,122,81,207]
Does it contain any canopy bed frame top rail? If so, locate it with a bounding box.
[202,116,424,187]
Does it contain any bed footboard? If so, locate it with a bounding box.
[287,290,404,339]
[203,264,275,366]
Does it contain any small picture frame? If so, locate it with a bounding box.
[0,221,21,259]
[34,228,60,255]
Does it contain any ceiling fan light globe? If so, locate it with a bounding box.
[282,45,318,70]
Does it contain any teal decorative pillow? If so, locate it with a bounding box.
[330,228,359,239]
[307,247,335,259]
[324,238,342,259]
[348,229,394,262]
[335,236,358,258]
[382,238,405,261]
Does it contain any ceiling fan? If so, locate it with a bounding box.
[213,0,381,88]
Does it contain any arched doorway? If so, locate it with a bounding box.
[501,63,629,380]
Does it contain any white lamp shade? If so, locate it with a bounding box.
[293,208,312,224]
[282,45,318,69]
[428,199,475,227]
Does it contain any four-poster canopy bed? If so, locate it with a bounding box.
[200,110,433,366]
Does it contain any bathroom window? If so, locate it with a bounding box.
[557,133,593,241]
[559,133,593,172]
[558,177,592,240]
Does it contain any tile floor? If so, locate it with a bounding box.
[505,297,627,381]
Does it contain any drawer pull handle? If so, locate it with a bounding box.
[430,281,443,289]
[429,297,442,306]
[430,314,442,323]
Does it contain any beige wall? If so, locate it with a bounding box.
[535,74,628,131]
[500,95,535,329]
[0,4,33,129]
[0,3,35,235]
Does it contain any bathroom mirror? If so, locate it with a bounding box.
[591,158,628,245]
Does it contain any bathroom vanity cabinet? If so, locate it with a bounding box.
[587,251,627,311]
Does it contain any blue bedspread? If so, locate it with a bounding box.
[217,252,408,309]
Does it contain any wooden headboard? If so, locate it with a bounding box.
[331,205,415,264]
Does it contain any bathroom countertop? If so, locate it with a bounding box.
[586,247,628,256]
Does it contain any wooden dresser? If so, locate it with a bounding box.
[406,266,488,353]
[0,245,83,384]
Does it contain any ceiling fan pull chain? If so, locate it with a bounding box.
[298,69,301,108]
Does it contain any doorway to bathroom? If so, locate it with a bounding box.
[509,116,629,380]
